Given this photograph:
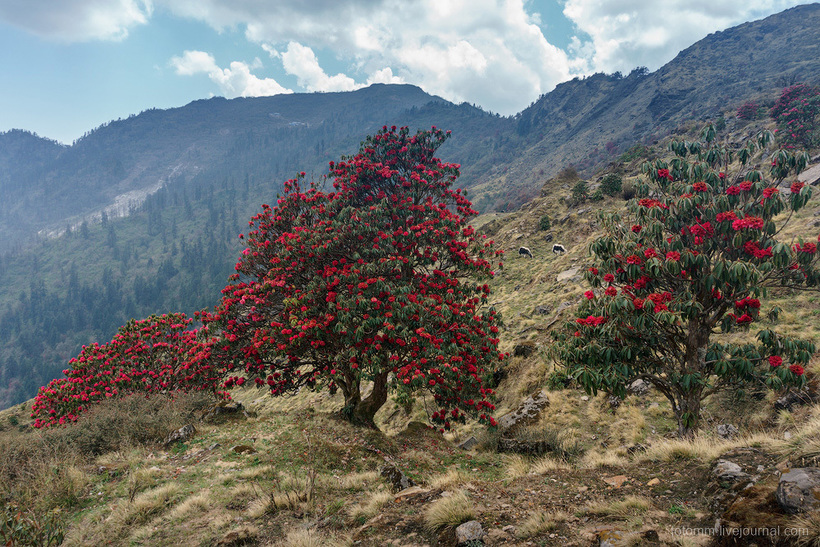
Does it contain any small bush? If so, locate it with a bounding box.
[621,183,636,200]
[600,174,622,196]
[0,505,64,547]
[618,144,650,163]
[590,189,604,202]
[538,214,551,231]
[736,101,759,120]
[570,181,589,203]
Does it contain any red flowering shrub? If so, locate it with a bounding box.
[30,313,220,428]
[770,84,820,149]
[555,123,819,437]
[204,126,504,429]
[736,101,759,120]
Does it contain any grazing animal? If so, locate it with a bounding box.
[544,233,553,243]
[519,246,533,258]
[552,244,566,254]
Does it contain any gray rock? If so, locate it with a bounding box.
[497,391,549,432]
[607,395,622,409]
[379,463,416,493]
[455,520,484,545]
[458,436,479,450]
[627,379,650,396]
[713,460,748,481]
[776,467,820,513]
[534,304,552,315]
[775,389,819,411]
[164,424,196,447]
[717,424,739,440]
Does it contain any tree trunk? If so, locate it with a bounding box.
[341,370,389,429]
[675,390,702,438]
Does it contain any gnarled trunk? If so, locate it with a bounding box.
[674,390,702,438]
[340,370,389,429]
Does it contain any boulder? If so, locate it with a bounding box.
[497,391,549,432]
[458,436,479,450]
[534,304,551,315]
[776,467,820,513]
[716,424,739,440]
[512,341,537,358]
[455,520,484,545]
[380,463,416,493]
[627,379,650,396]
[202,401,250,422]
[164,424,196,447]
[713,460,748,481]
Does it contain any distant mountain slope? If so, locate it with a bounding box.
[494,2,820,210]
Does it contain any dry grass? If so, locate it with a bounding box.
[117,483,182,527]
[348,488,393,522]
[580,495,652,520]
[167,491,212,520]
[423,491,475,532]
[277,528,352,547]
[516,510,571,538]
[530,454,573,474]
[429,469,470,489]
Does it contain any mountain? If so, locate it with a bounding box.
[1,4,820,408]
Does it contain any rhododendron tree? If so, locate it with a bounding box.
[205,126,504,428]
[555,124,819,437]
[771,84,820,149]
[31,313,220,428]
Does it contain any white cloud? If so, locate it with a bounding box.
[279,42,362,93]
[170,50,292,97]
[563,0,810,74]
[0,0,152,41]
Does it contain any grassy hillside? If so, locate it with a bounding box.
[2,111,820,546]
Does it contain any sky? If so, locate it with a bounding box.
[0,0,813,144]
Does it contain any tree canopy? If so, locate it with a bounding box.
[555,124,819,437]
[205,126,504,428]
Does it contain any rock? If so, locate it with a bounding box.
[713,460,748,481]
[580,396,590,402]
[455,520,484,545]
[647,478,660,486]
[716,424,739,440]
[775,388,819,411]
[501,525,516,535]
[534,304,551,315]
[627,379,650,396]
[512,341,537,358]
[497,391,549,432]
[776,467,820,513]
[164,424,196,447]
[602,475,628,488]
[231,444,257,454]
[556,266,581,283]
[394,486,430,501]
[597,528,636,546]
[458,436,479,450]
[202,401,252,422]
[607,395,621,409]
[380,463,416,492]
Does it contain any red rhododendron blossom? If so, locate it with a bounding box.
[631,225,642,233]
[605,286,618,296]
[791,181,805,193]
[768,355,782,367]
[716,211,738,223]
[692,182,709,192]
[666,251,681,261]
[603,273,615,283]
[588,267,599,275]
[739,181,753,191]
[762,187,779,199]
[576,315,607,326]
[657,168,672,180]
[790,364,805,376]
[732,217,765,231]
[726,186,741,195]
[735,314,754,324]
[644,248,658,259]
[584,290,595,300]
[626,254,642,265]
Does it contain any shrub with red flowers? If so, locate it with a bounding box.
[30,313,220,428]
[204,126,504,429]
[554,123,819,437]
[770,84,820,149]
[736,101,759,120]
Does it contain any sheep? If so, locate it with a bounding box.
[552,244,566,254]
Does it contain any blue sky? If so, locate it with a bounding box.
[0,0,812,144]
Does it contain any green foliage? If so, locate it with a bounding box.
[554,123,819,437]
[538,214,551,231]
[621,183,636,201]
[714,116,726,132]
[618,144,650,163]
[600,174,623,196]
[0,505,64,547]
[570,181,589,203]
[590,189,604,202]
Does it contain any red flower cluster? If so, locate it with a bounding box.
[768,355,782,367]
[31,314,220,428]
[692,182,709,192]
[791,181,805,194]
[732,216,765,231]
[657,168,673,180]
[576,315,608,326]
